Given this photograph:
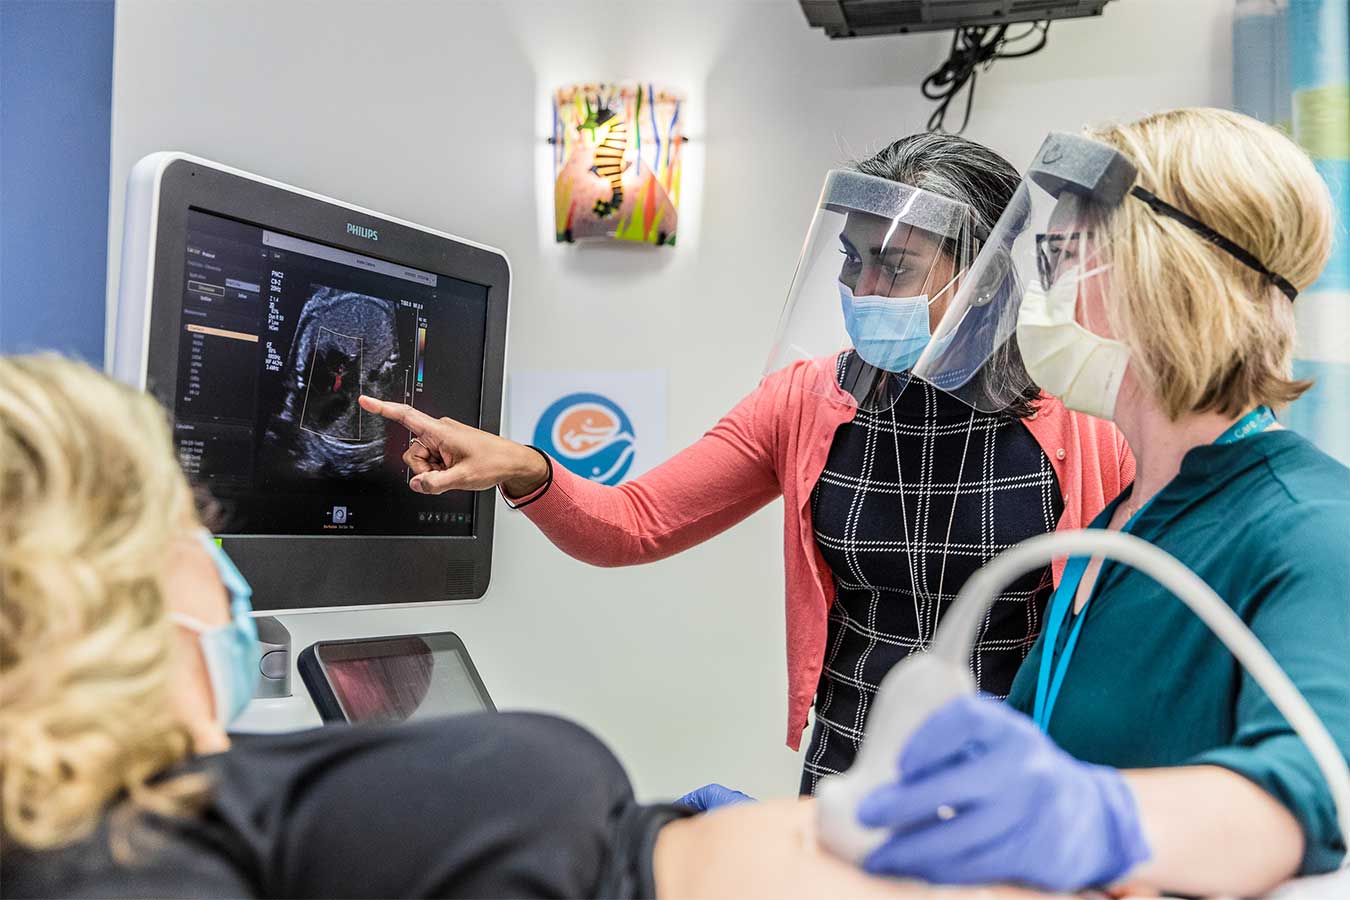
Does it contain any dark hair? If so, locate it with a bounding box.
[853,133,1040,419]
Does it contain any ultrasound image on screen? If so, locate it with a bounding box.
[173,211,490,536]
[261,288,400,483]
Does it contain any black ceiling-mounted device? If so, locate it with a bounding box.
[799,0,1114,39]
[799,1,1119,132]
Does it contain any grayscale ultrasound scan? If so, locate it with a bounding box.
[261,288,401,481]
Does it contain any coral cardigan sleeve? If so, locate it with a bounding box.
[1115,422,1137,493]
[515,382,786,567]
[1026,398,1137,584]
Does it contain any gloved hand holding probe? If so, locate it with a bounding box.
[856,695,1151,892]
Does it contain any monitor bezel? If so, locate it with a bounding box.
[140,156,508,612]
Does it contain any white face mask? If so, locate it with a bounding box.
[1014,262,1129,421]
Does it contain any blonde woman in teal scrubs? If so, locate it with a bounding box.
[851,108,1350,898]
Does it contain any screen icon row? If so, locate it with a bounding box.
[419,511,469,524]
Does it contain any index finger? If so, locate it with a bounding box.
[358,395,439,434]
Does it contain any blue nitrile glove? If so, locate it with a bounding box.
[676,783,755,812]
[857,695,1151,892]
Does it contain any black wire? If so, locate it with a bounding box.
[1002,22,1046,45]
[922,21,1052,133]
[922,26,998,132]
[998,21,1051,58]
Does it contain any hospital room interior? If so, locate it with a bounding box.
[2,0,1350,897]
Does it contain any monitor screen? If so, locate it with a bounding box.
[173,209,488,536]
[319,635,492,725]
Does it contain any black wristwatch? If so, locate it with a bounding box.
[501,445,554,509]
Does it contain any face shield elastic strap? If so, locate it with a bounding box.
[1130,186,1298,302]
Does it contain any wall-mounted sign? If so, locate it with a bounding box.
[508,370,667,486]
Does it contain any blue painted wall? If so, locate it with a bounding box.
[1,0,116,366]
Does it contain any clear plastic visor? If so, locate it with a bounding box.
[764,169,979,412]
[912,134,1132,412]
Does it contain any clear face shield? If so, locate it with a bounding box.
[911,133,1139,413]
[764,169,980,412]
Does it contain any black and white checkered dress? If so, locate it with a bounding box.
[800,356,1063,794]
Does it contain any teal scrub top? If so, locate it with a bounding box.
[1006,429,1350,875]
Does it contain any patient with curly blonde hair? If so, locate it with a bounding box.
[2,354,1058,900]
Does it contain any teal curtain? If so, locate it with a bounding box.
[1234,0,1350,465]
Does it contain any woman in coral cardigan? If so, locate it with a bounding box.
[362,133,1133,795]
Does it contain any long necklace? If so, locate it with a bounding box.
[887,385,976,648]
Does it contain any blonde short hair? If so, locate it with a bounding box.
[1088,108,1334,418]
[0,355,203,852]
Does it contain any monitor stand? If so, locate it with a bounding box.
[255,616,292,699]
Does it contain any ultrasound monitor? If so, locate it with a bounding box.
[113,153,509,613]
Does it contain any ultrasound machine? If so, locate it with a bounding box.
[111,153,507,728]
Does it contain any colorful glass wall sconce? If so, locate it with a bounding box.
[552,83,684,246]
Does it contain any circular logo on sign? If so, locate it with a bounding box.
[533,392,636,486]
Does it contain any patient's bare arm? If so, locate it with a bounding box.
[1124,766,1303,897]
[652,798,1063,900]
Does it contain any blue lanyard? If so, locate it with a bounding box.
[1031,406,1275,732]
[1213,405,1276,445]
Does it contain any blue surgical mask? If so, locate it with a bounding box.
[173,531,262,727]
[839,282,932,373]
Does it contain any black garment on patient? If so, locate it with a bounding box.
[2,713,689,899]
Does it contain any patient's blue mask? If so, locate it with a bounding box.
[839,282,933,373]
[173,531,261,727]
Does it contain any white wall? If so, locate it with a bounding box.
[108,0,1233,802]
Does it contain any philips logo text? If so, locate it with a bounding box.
[346,223,379,241]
